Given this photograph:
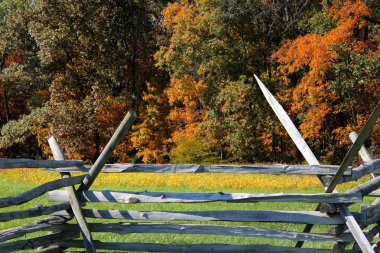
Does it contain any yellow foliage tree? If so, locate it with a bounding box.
[132,82,172,163]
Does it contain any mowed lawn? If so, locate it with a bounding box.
[0,169,372,252]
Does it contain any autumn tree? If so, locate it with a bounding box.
[131,81,172,163]
[0,0,377,164]
[155,0,317,163]
[272,0,380,162]
[26,0,166,161]
[0,106,52,158]
[0,0,49,157]
[0,0,43,122]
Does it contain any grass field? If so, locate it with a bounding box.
[0,169,373,252]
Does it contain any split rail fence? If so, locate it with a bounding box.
[0,77,379,253]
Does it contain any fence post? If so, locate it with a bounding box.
[78,111,137,191]
[323,105,380,252]
[48,137,96,253]
[327,102,380,192]
[349,132,373,175]
[254,75,320,166]
[254,75,376,252]
[350,131,380,248]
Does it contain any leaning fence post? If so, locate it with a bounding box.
[254,75,377,253]
[350,131,380,246]
[349,132,373,167]
[253,75,320,166]
[48,137,96,253]
[327,102,380,192]
[78,111,137,191]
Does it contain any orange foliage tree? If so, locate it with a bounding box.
[155,1,210,162]
[272,0,379,162]
[132,82,172,163]
[155,0,295,163]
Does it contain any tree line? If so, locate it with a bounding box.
[0,0,378,164]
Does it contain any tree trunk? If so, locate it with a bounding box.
[0,52,10,123]
[1,82,9,123]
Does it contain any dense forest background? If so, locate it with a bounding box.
[0,0,378,164]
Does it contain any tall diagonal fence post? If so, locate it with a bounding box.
[253,76,320,166]
[326,102,380,193]
[79,111,137,191]
[48,137,96,253]
[295,102,379,251]
[350,131,380,250]
[349,132,373,166]
[322,103,379,252]
[254,75,377,253]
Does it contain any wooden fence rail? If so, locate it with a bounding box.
[58,240,362,253]
[0,231,79,252]
[0,96,378,252]
[43,159,380,184]
[48,190,362,204]
[52,209,367,225]
[53,222,355,242]
[0,157,378,252]
[0,203,70,222]
[0,216,69,243]
[44,163,350,174]
[0,158,83,169]
[0,175,85,208]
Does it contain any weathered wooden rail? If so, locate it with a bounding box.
[0,157,380,252]
[0,79,378,253]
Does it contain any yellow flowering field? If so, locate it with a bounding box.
[0,168,365,191]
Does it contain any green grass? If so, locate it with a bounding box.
[0,176,374,252]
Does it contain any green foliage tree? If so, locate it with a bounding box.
[0,0,378,164]
[155,0,318,163]
[0,105,52,158]
[0,0,44,122]
[26,0,166,160]
[201,77,264,162]
[0,0,49,157]
[169,134,216,164]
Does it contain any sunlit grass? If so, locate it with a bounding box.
[0,168,372,252]
[0,167,367,192]
[0,168,324,190]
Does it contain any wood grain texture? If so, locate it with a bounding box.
[56,222,353,242]
[59,240,362,253]
[48,190,362,204]
[48,136,96,253]
[52,209,367,225]
[0,175,85,208]
[361,204,380,224]
[347,175,380,197]
[45,163,352,177]
[349,132,372,163]
[0,158,83,169]
[337,203,375,253]
[33,246,63,253]
[0,231,79,252]
[0,203,70,221]
[0,216,69,243]
[79,111,136,191]
[350,160,380,180]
